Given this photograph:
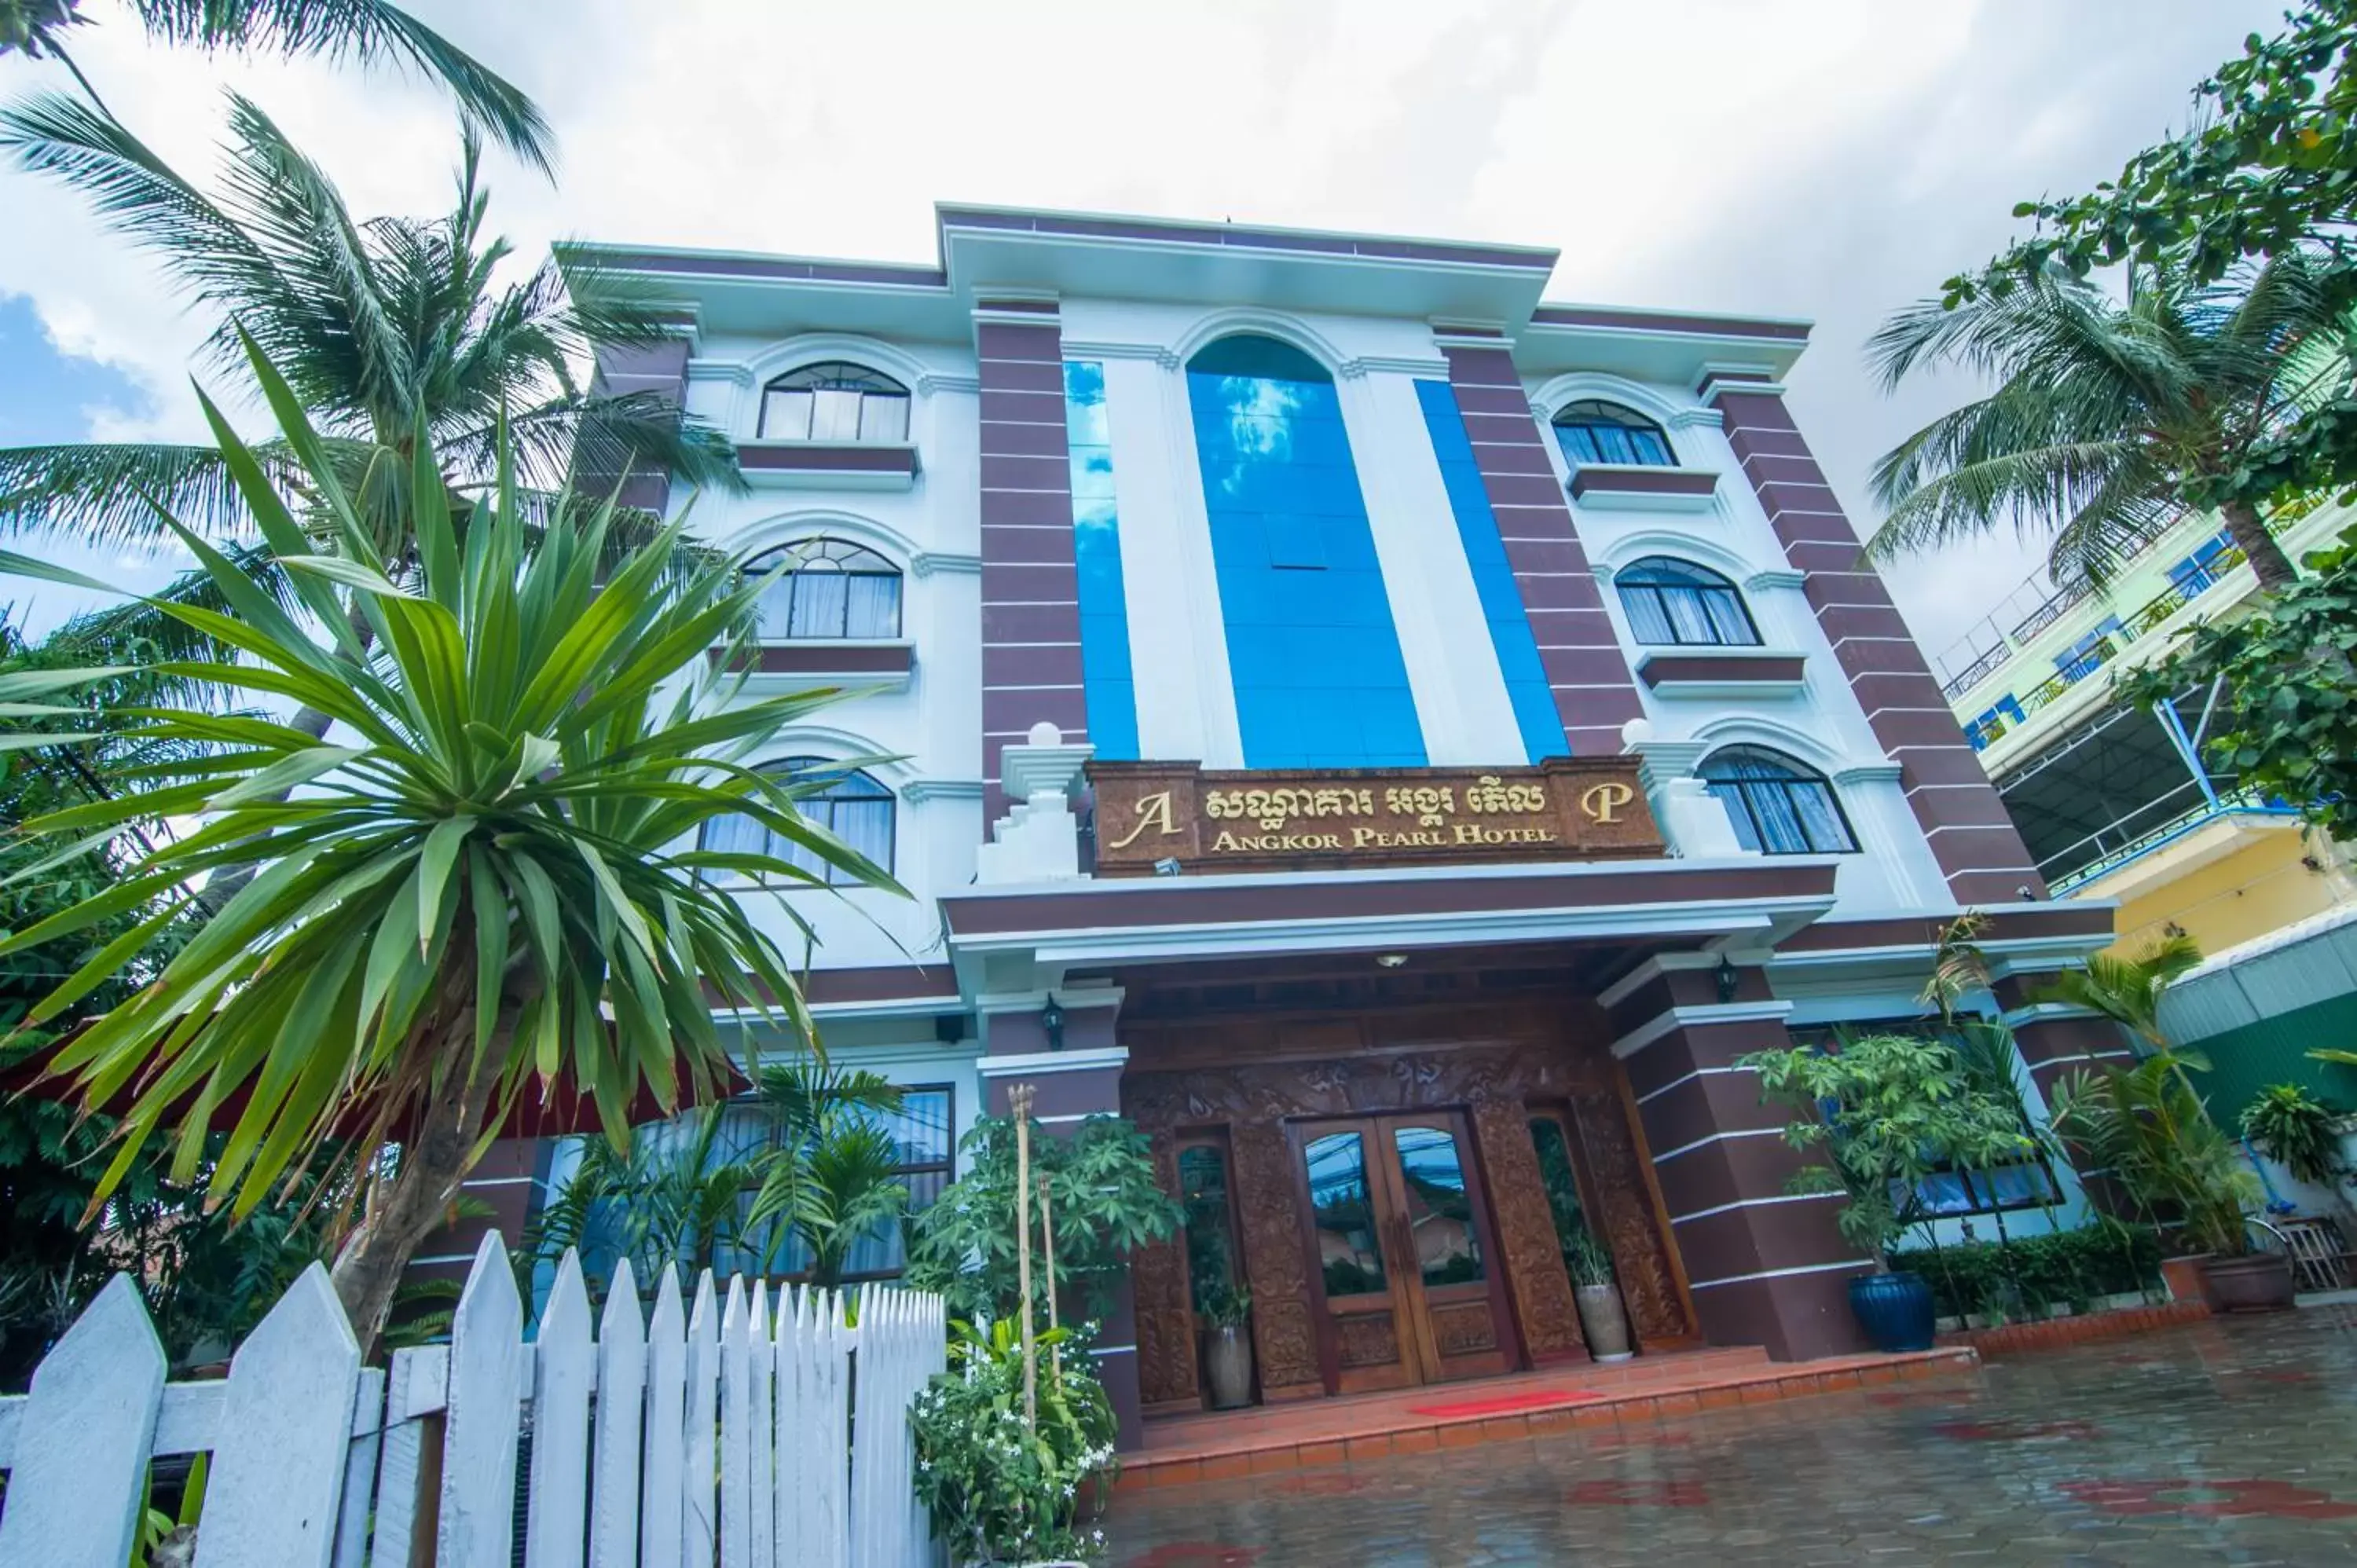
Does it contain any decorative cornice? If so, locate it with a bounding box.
[1743,568,1809,593]
[1058,339,1174,364]
[1832,761,1906,786]
[1611,999,1796,1060]
[1666,407,1725,431]
[916,372,981,395]
[1340,354,1453,379]
[684,359,756,388]
[902,779,985,804]
[976,1046,1130,1077]
[911,550,982,577]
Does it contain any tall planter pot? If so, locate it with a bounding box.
[1203,1323,1255,1409]
[2159,1253,2212,1306]
[1574,1284,1634,1362]
[2200,1251,2297,1312]
[1849,1270,1936,1353]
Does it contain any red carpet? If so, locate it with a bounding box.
[1402,1388,1605,1418]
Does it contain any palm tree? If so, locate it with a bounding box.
[0,96,733,581]
[0,0,552,173]
[2033,932,2204,1051]
[0,337,897,1350]
[746,1059,911,1290]
[1866,252,2349,592]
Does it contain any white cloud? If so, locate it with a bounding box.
[0,0,2284,662]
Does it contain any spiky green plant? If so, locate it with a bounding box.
[2033,932,2204,1050]
[0,335,899,1350]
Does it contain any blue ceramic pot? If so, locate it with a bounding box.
[1848,1270,1936,1352]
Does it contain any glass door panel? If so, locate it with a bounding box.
[1295,1121,1420,1394]
[1387,1117,1512,1383]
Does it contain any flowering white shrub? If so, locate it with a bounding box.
[911,1317,1118,1564]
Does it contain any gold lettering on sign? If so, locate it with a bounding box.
[1579,781,1636,823]
[1205,786,1375,832]
[1107,789,1182,851]
[1383,786,1455,826]
[1466,775,1547,814]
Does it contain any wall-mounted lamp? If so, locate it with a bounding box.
[1041,996,1066,1051]
[1715,955,1742,1004]
[1375,954,1408,969]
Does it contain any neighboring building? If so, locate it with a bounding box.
[1935,499,2357,1122]
[445,205,2126,1449]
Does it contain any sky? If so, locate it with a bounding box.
[0,0,2287,669]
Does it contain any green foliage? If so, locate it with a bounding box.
[1866,252,2337,591]
[1,0,554,174]
[1941,0,2357,512]
[743,1058,909,1290]
[2121,526,2357,842]
[0,93,737,678]
[526,1107,764,1306]
[0,335,897,1339]
[2047,1052,2260,1257]
[1742,1032,2039,1263]
[906,1115,1182,1323]
[1564,1228,1617,1289]
[2240,1082,2352,1187]
[2032,933,2204,1047]
[911,1317,1116,1566]
[1196,1279,1251,1329]
[1891,1224,2164,1322]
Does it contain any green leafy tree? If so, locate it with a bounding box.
[0,0,552,172]
[1945,0,2357,514]
[2120,525,2357,841]
[0,96,738,694]
[0,337,898,1351]
[911,1317,1115,1566]
[1867,252,2343,592]
[1742,1032,2036,1266]
[2031,932,2204,1050]
[2240,1083,2352,1192]
[907,1114,1182,1323]
[2047,1052,2260,1257]
[745,1058,910,1291]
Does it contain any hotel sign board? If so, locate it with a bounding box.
[1088,759,1662,876]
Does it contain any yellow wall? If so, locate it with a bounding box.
[2106,829,2351,956]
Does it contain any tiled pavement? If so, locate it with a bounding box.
[1105,1303,2357,1566]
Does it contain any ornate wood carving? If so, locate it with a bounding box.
[1336,1313,1401,1369]
[1570,1084,1696,1345]
[1468,1097,1586,1362]
[1131,1128,1200,1407]
[1226,1120,1323,1395]
[1428,1302,1498,1357]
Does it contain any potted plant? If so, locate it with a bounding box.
[1565,1229,1633,1362]
[911,1318,1117,1567]
[2241,1083,2355,1225]
[2049,1052,2291,1310]
[1197,1281,1255,1408]
[1743,1032,2032,1353]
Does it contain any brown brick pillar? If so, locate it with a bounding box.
[1706,373,2044,904]
[976,302,1087,821]
[1608,967,1873,1360]
[1442,341,1645,755]
[585,337,692,512]
[979,994,1144,1450]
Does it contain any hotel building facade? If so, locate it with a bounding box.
[503,206,2123,1448]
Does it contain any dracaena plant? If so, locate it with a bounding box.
[0,334,900,1350]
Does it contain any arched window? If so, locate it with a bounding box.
[1552,400,1675,467]
[1617,558,1761,647]
[759,361,911,443]
[744,537,901,639]
[701,757,895,885]
[1699,746,1857,855]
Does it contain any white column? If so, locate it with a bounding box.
[1102,352,1224,764]
[1335,368,1524,764]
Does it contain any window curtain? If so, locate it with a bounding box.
[842,575,900,638]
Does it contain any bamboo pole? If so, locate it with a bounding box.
[1010,1082,1039,1429]
[1039,1171,1062,1381]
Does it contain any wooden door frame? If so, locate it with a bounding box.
[1290,1116,1422,1394]
[1377,1109,1520,1384]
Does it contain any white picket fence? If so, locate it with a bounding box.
[0,1231,948,1567]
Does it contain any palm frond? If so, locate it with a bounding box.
[0,442,297,542]
[126,0,554,175]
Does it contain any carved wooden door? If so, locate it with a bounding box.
[1293,1113,1515,1394]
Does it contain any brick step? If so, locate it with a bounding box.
[1122,1345,1981,1489]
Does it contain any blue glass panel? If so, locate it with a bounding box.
[1062,361,1138,761]
[1188,337,1425,768]
[1413,379,1567,761]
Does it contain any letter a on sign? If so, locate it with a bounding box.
[1107,789,1181,851]
[1579,782,1635,823]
